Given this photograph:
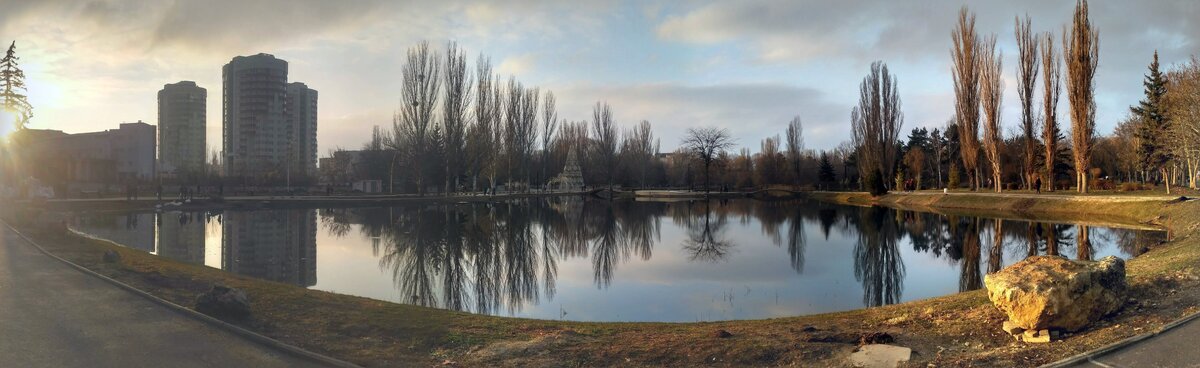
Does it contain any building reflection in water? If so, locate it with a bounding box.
[156,211,206,265]
[67,209,318,287]
[70,198,1169,319]
[223,210,318,287]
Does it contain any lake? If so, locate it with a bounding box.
[67,197,1165,322]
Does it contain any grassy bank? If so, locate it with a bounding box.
[3,192,1199,367]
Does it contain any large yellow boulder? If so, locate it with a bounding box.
[984,255,1126,332]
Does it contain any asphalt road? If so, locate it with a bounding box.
[1066,317,1200,368]
[0,227,330,367]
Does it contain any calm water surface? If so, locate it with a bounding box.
[68,198,1165,322]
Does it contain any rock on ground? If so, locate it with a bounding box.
[985,255,1126,332]
[102,250,121,263]
[848,344,911,368]
[195,285,251,320]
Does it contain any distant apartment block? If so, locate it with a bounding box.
[222,53,318,181]
[287,82,318,177]
[158,81,207,177]
[51,121,157,183]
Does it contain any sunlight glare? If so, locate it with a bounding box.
[0,108,15,141]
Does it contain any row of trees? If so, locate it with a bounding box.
[335,41,667,194]
[944,3,1098,193]
[334,1,1192,195]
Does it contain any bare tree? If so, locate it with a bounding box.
[591,102,619,190]
[851,61,903,192]
[931,127,946,188]
[980,35,1004,192]
[442,41,473,194]
[1042,32,1062,192]
[1015,15,1040,190]
[1165,57,1200,189]
[487,75,504,190]
[466,55,496,192]
[540,91,558,187]
[622,120,658,187]
[785,116,805,185]
[390,41,441,195]
[520,86,540,186]
[952,7,982,190]
[1063,0,1099,193]
[682,127,735,193]
[501,78,538,189]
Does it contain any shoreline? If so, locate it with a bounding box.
[3,191,1198,366]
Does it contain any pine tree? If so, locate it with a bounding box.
[1131,51,1171,192]
[0,41,33,130]
[818,153,836,187]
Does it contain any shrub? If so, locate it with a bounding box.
[864,169,887,197]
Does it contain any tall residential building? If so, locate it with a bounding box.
[222,53,318,182]
[158,81,207,177]
[222,53,289,179]
[287,82,318,176]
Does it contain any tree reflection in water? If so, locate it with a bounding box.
[302,198,1164,316]
[958,218,983,292]
[679,200,736,263]
[320,198,672,315]
[853,206,905,307]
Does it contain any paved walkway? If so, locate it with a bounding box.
[1064,317,1200,367]
[890,190,1178,202]
[0,227,329,367]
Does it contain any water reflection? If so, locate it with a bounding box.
[854,207,904,306]
[679,201,736,263]
[68,198,1168,322]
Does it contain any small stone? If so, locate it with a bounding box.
[102,250,121,263]
[1001,321,1025,335]
[195,285,251,320]
[1020,329,1052,343]
[800,325,818,332]
[714,329,733,338]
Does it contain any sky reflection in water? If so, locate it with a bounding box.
[68,198,1165,322]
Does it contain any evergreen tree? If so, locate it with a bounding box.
[905,127,930,152]
[818,153,836,187]
[0,41,33,130]
[1130,51,1171,191]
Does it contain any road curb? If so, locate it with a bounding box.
[1040,310,1200,368]
[1,221,361,368]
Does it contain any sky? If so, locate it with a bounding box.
[3,0,1200,154]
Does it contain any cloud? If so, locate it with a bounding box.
[655,0,1200,139]
[498,53,537,76]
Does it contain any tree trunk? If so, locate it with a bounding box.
[1163,167,1171,194]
